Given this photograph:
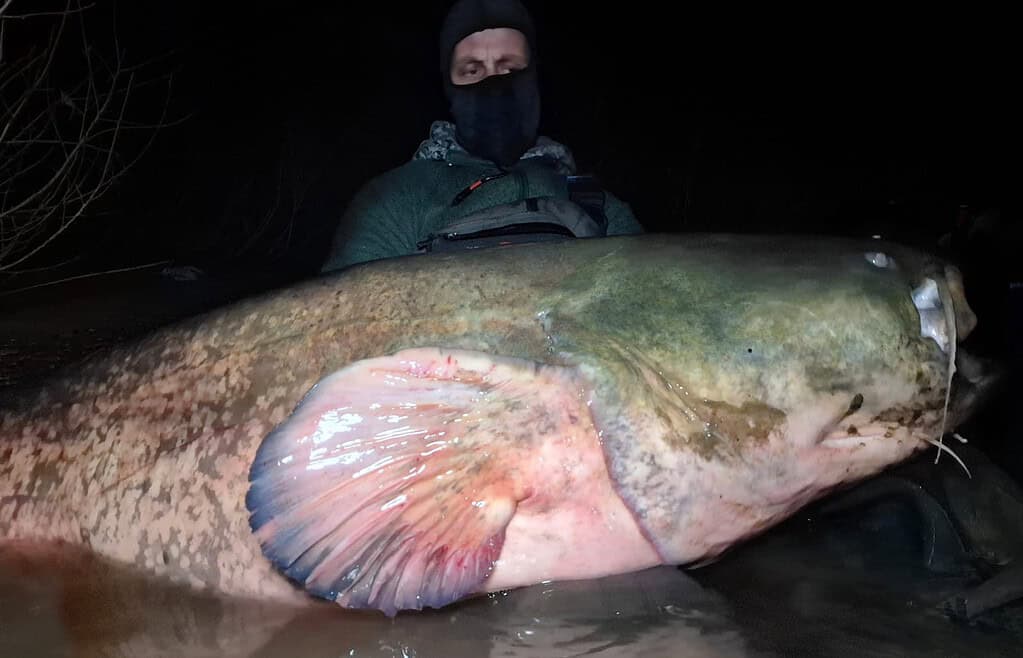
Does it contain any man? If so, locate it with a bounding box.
[320,0,643,273]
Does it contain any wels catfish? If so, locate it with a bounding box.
[0,234,991,616]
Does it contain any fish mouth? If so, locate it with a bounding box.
[911,264,976,355]
[948,348,1003,429]
[911,262,1001,431]
[815,354,1000,452]
[815,262,992,451]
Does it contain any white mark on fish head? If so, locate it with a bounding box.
[912,277,951,354]
[864,251,897,269]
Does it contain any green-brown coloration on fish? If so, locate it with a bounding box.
[0,234,987,615]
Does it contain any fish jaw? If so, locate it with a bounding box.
[521,238,976,568]
[580,375,939,567]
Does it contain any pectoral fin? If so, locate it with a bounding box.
[246,348,576,616]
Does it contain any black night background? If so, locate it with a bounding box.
[0,6,1017,442]
[3,2,1013,271]
[3,0,1015,448]
[1,2,1022,654]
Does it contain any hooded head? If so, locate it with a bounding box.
[439,0,541,167]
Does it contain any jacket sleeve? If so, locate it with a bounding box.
[603,190,645,236]
[320,171,422,273]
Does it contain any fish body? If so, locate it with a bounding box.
[0,234,987,615]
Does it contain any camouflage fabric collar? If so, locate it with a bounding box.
[412,120,577,175]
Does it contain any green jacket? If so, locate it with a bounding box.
[321,122,644,273]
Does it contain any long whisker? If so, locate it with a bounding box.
[922,436,972,479]
[935,277,959,466]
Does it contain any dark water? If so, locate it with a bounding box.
[1,269,1021,657]
[0,550,755,658]
[693,505,1023,658]
[0,532,1018,658]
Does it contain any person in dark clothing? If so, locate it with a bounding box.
[320,0,643,273]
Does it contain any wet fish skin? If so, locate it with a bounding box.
[0,234,986,615]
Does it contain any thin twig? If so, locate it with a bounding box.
[0,259,173,297]
[1,3,95,21]
[1,0,175,271]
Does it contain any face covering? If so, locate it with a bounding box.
[449,67,541,168]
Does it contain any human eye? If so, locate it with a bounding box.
[497,57,525,75]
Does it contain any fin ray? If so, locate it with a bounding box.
[246,348,576,615]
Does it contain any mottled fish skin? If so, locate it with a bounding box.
[532,236,960,564]
[0,234,974,605]
[0,237,578,602]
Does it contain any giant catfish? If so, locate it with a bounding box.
[0,234,991,616]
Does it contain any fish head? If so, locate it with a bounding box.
[551,236,999,564]
[798,253,997,477]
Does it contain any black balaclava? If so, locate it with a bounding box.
[439,0,541,168]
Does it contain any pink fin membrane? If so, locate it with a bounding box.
[246,348,556,616]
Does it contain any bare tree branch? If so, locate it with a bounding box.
[0,258,170,298]
[1,2,94,21]
[1,0,173,271]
